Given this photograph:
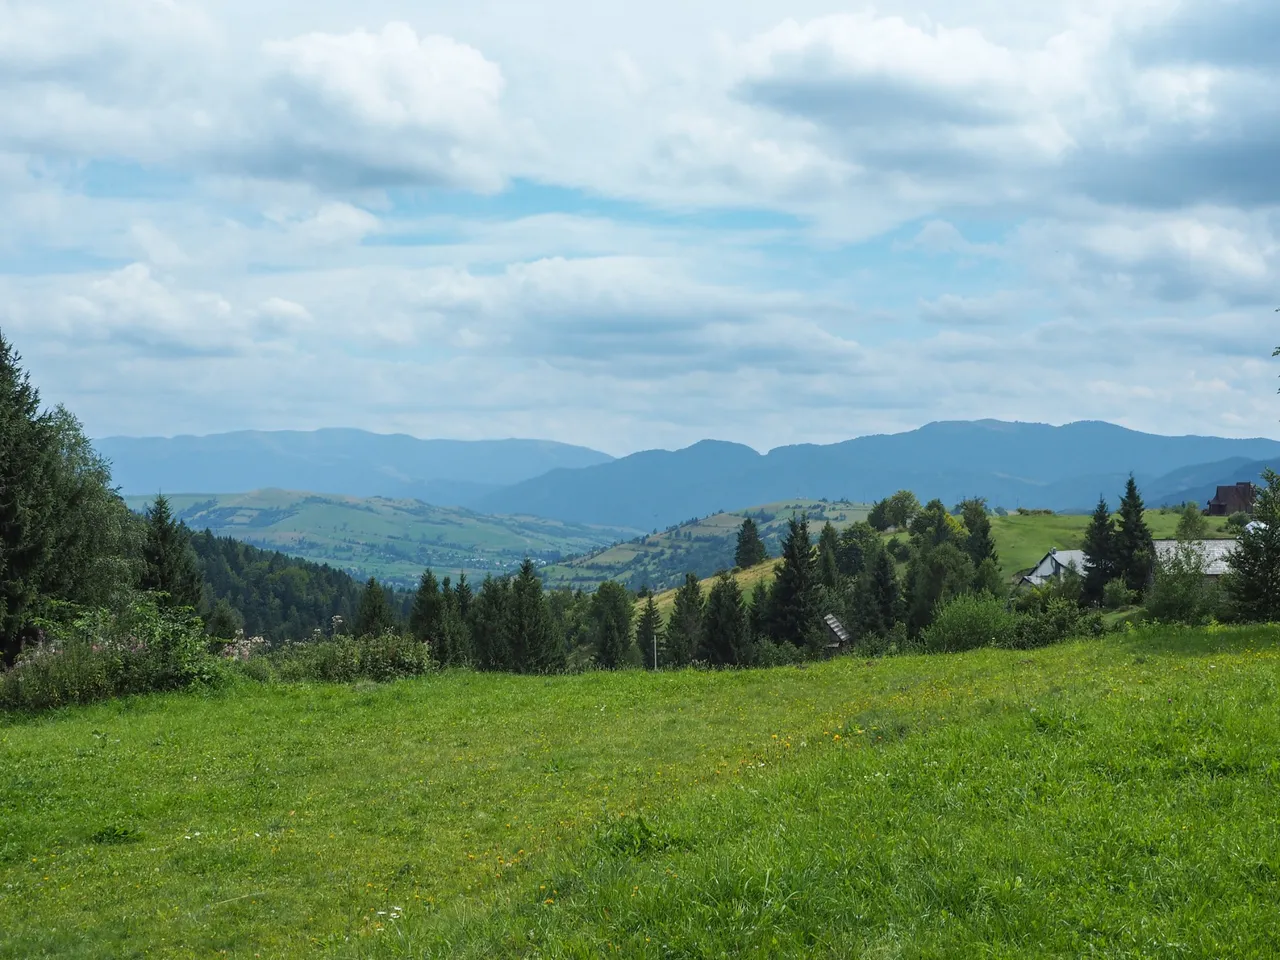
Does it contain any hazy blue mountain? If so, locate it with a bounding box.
[475,421,1280,529]
[96,429,614,500]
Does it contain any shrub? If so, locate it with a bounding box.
[1009,598,1102,649]
[258,632,431,684]
[1146,541,1221,625]
[0,598,221,712]
[920,594,1018,653]
[1102,578,1134,610]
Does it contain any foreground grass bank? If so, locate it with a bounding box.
[3,625,1279,958]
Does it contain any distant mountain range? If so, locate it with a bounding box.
[96,430,614,502]
[98,421,1280,531]
[473,421,1280,529]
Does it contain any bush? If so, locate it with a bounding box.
[1009,598,1102,650]
[1102,578,1134,610]
[1146,542,1222,625]
[920,594,1018,653]
[258,632,432,684]
[0,597,221,712]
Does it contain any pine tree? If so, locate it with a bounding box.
[663,573,703,666]
[205,597,244,641]
[409,570,444,650]
[1114,476,1155,593]
[958,497,998,568]
[1081,495,1115,606]
[635,594,662,669]
[436,590,473,666]
[0,333,58,661]
[509,559,560,673]
[590,581,634,669]
[700,571,750,666]
[1223,468,1280,622]
[141,494,203,610]
[734,518,768,569]
[470,575,512,669]
[850,547,899,641]
[817,521,841,590]
[770,514,817,646]
[454,572,473,621]
[355,577,396,636]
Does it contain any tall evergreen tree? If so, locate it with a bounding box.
[635,594,662,669]
[509,559,560,673]
[700,571,751,666]
[1114,476,1155,593]
[663,573,704,666]
[409,570,445,656]
[355,576,396,636]
[771,514,818,646]
[0,333,59,660]
[435,590,473,666]
[470,575,512,669]
[850,547,899,641]
[590,581,634,669]
[817,521,841,591]
[1223,468,1280,622]
[141,494,203,610]
[454,572,473,621]
[734,517,768,569]
[958,497,998,569]
[1081,495,1115,606]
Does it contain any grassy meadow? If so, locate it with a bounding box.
[4,624,1280,957]
[125,491,639,587]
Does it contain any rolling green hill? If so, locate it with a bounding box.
[4,625,1278,956]
[126,491,639,587]
[643,508,1237,621]
[541,499,871,592]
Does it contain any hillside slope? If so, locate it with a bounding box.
[476,420,1280,529]
[128,490,638,587]
[98,429,613,501]
[4,626,1277,957]
[542,498,869,592]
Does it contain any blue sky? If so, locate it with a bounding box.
[1,0,1277,456]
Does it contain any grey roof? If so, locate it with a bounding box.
[1153,539,1238,577]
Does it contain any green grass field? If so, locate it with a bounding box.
[125,491,639,587]
[4,624,1278,958]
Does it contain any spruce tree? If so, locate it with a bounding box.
[436,590,473,666]
[1223,468,1280,622]
[454,572,473,620]
[700,571,750,666]
[1081,496,1115,606]
[141,494,203,610]
[470,575,512,669]
[663,573,703,666]
[509,559,560,673]
[590,581,634,669]
[409,570,444,649]
[817,521,841,590]
[635,594,662,669]
[850,547,900,641]
[734,517,768,569]
[1114,476,1155,593]
[355,577,396,636]
[770,514,817,646]
[0,333,58,661]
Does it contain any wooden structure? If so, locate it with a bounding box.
[822,613,851,652]
[1207,482,1255,516]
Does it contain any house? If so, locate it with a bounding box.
[1021,540,1239,588]
[1207,482,1255,516]
[1020,548,1086,587]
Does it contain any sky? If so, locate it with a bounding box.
[1,0,1277,456]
